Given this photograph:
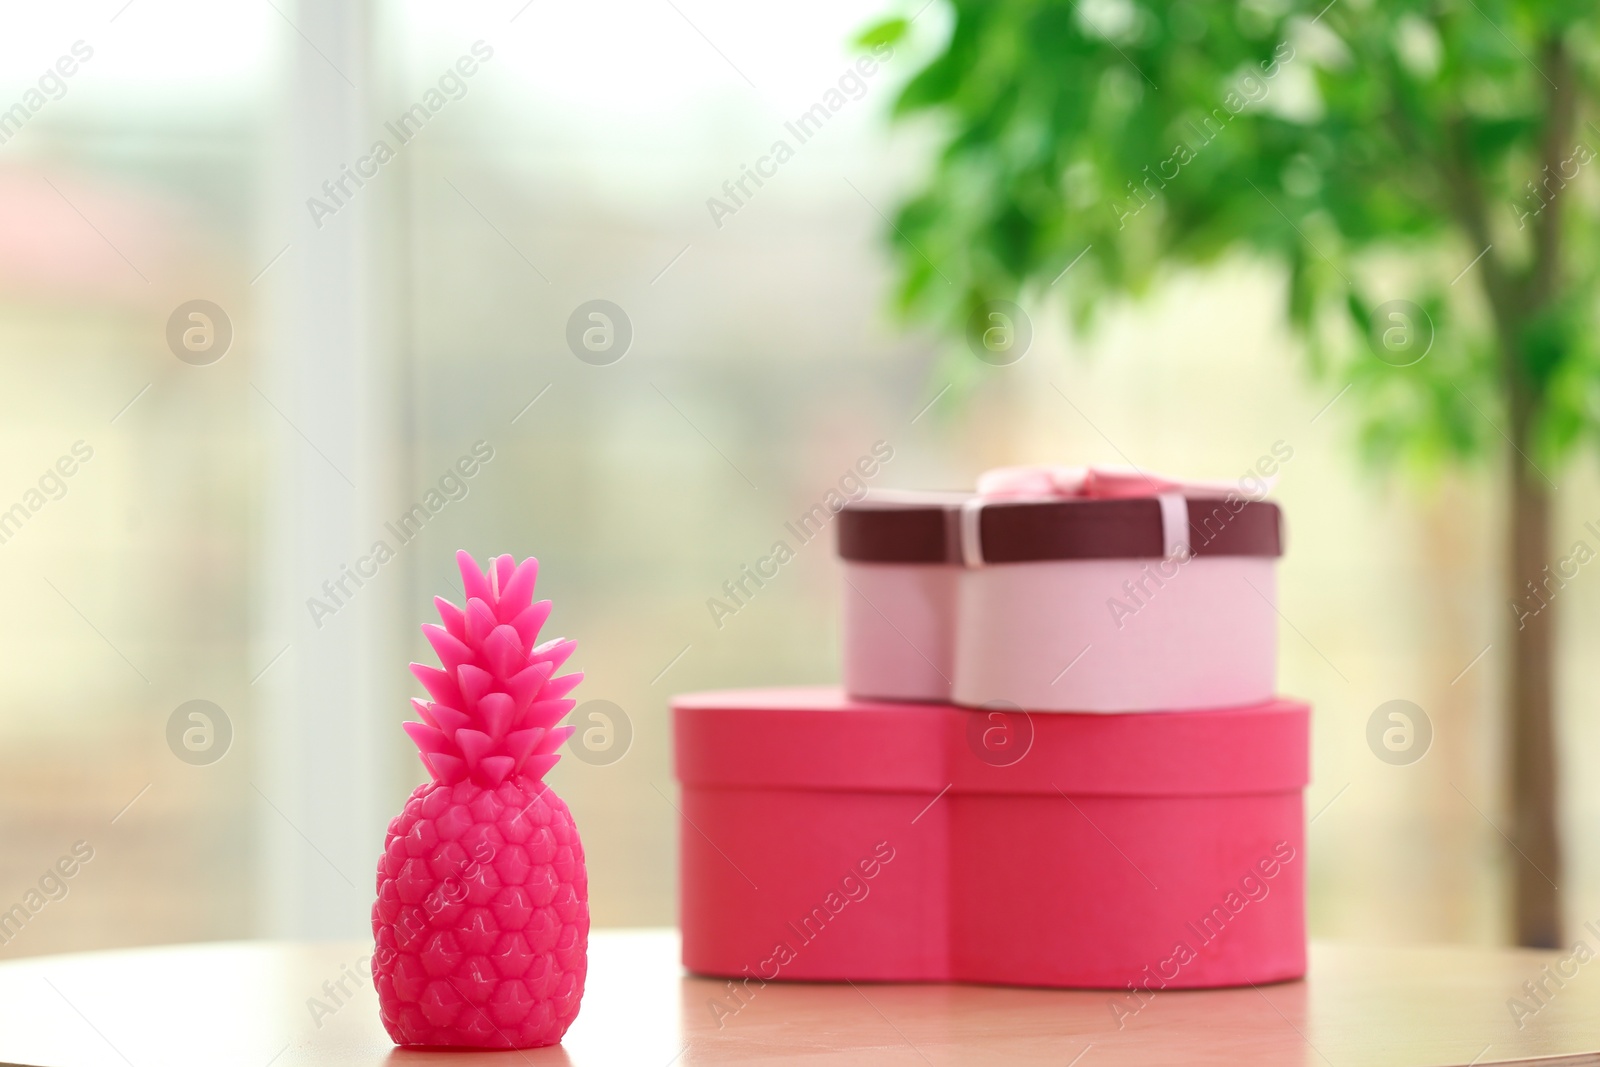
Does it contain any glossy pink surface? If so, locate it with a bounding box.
[373,551,589,1048]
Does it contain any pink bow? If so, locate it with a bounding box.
[976,465,1234,501]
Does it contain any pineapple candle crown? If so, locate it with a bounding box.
[404,550,581,787]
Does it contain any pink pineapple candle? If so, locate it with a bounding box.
[372,551,589,1048]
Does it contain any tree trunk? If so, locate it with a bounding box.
[1507,437,1562,948]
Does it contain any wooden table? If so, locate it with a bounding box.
[0,931,1596,1066]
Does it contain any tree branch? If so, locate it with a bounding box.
[1439,115,1522,360]
[1381,47,1519,347]
[1527,36,1576,310]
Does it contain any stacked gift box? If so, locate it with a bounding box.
[672,467,1308,989]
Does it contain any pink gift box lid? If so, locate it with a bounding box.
[674,687,1308,797]
[837,492,1284,563]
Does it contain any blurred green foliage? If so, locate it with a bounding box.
[866,0,1600,474]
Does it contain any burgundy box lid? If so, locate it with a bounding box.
[837,491,1282,564]
[833,490,969,565]
[673,686,1309,797]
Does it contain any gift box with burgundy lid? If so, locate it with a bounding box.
[837,466,1284,711]
[671,465,1309,990]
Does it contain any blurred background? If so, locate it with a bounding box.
[1,0,1594,961]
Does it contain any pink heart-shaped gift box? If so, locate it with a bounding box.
[673,686,1308,990]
